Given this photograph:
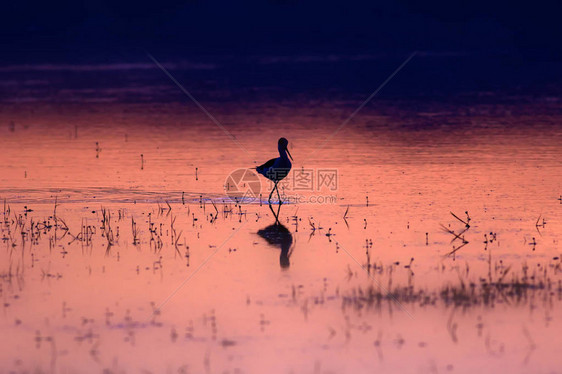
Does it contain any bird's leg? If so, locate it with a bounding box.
[268,182,276,205]
[269,202,280,224]
[275,202,281,223]
[275,182,283,205]
[268,182,281,224]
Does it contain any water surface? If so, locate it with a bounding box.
[1,62,562,373]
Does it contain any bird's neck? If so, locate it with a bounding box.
[278,147,290,160]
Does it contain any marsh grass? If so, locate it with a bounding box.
[131,217,140,245]
[342,262,562,311]
[1,197,561,321]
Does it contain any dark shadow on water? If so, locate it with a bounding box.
[257,222,294,269]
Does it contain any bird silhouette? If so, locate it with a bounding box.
[257,222,294,268]
[256,137,293,206]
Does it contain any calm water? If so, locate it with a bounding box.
[1,59,562,373]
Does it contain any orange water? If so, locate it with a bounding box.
[1,102,561,373]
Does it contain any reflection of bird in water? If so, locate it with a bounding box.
[256,137,293,205]
[257,223,294,268]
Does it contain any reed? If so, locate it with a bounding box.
[131,217,140,245]
[342,262,562,312]
[100,207,115,252]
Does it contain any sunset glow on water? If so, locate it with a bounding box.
[1,85,561,373]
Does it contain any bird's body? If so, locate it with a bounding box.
[256,153,292,183]
[256,138,293,208]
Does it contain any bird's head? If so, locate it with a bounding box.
[278,137,292,160]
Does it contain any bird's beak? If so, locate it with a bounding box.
[286,147,293,161]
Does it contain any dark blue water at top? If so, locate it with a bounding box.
[1,52,560,107]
